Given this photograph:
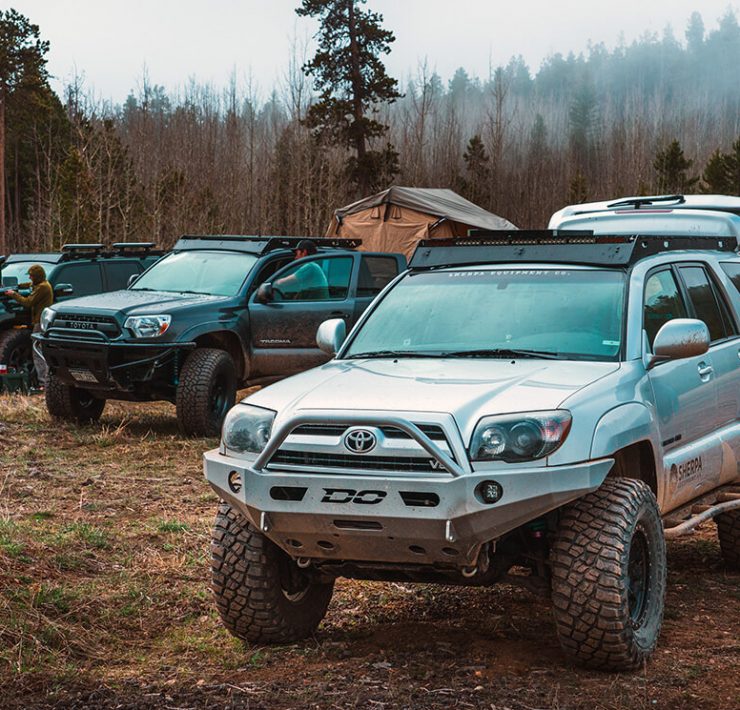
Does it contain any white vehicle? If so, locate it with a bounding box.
[205,231,740,671]
[549,194,740,236]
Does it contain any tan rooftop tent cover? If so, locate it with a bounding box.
[325,186,517,257]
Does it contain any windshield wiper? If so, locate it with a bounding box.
[442,348,562,360]
[177,290,208,296]
[347,350,443,359]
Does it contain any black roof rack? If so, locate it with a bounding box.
[112,242,156,251]
[173,235,361,255]
[409,231,737,270]
[605,194,686,210]
[62,243,105,253]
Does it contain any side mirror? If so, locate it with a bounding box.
[316,318,346,356]
[54,283,74,298]
[127,273,139,288]
[256,282,274,304]
[1,276,18,288]
[648,318,709,368]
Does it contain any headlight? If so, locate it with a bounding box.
[221,404,276,456]
[470,410,572,462]
[40,307,56,333]
[123,314,171,338]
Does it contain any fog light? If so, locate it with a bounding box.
[227,470,242,494]
[476,480,503,504]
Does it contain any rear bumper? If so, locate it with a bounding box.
[34,333,194,392]
[204,448,614,566]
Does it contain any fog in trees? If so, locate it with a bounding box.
[3,6,740,252]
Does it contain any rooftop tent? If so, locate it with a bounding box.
[325,186,517,257]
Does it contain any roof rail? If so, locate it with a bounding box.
[409,231,737,269]
[606,194,686,209]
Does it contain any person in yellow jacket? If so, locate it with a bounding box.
[3,264,54,387]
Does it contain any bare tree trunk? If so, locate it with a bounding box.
[347,0,367,194]
[0,89,5,255]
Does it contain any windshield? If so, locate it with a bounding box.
[344,268,625,361]
[1,261,55,286]
[131,250,258,296]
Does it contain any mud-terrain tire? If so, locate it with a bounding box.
[211,502,334,643]
[716,511,740,569]
[550,478,666,671]
[45,373,105,423]
[0,328,35,382]
[176,348,236,437]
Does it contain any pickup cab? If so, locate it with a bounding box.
[35,236,405,435]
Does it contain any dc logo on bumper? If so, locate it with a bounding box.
[344,428,377,453]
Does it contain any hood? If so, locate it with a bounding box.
[50,289,230,318]
[247,358,619,440]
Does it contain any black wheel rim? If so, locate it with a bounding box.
[628,526,651,627]
[7,342,30,371]
[209,373,231,419]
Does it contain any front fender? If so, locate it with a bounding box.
[590,402,657,460]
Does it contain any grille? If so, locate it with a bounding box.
[50,313,121,339]
[267,450,448,473]
[291,423,448,441]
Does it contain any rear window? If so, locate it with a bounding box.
[721,262,740,294]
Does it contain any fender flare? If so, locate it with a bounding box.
[590,402,658,460]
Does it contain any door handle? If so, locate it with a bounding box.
[330,311,348,319]
[697,362,713,379]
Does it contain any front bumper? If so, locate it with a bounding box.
[204,448,613,566]
[34,332,194,392]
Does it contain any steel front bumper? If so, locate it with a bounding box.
[204,449,614,566]
[34,333,194,391]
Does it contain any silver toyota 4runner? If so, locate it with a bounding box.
[205,231,740,671]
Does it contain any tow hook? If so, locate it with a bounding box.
[296,558,312,569]
[461,566,478,578]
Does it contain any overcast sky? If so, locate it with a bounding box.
[10,0,740,104]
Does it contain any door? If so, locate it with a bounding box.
[676,263,740,487]
[249,254,356,377]
[644,267,719,510]
[353,254,402,320]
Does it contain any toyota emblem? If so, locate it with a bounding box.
[344,428,377,454]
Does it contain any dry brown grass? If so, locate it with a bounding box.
[1,393,738,709]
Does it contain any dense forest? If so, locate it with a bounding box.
[2,7,740,253]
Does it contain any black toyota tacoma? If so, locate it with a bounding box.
[0,243,162,386]
[35,236,405,435]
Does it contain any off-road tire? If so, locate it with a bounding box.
[551,478,666,671]
[45,374,105,423]
[0,328,35,381]
[211,502,334,643]
[716,511,740,569]
[176,348,236,437]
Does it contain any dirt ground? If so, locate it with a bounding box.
[1,393,738,710]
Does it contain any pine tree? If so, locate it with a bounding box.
[296,0,402,194]
[724,137,740,195]
[653,139,699,193]
[701,148,730,194]
[0,9,50,253]
[462,134,490,205]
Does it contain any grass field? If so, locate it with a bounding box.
[1,393,738,709]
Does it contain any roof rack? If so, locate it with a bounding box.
[112,242,157,251]
[606,194,686,210]
[62,243,104,253]
[409,231,738,269]
[173,235,361,255]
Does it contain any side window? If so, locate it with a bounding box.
[720,262,740,294]
[643,270,687,349]
[678,266,728,342]
[103,260,141,291]
[54,263,103,298]
[358,256,399,298]
[273,256,353,302]
[250,257,293,293]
